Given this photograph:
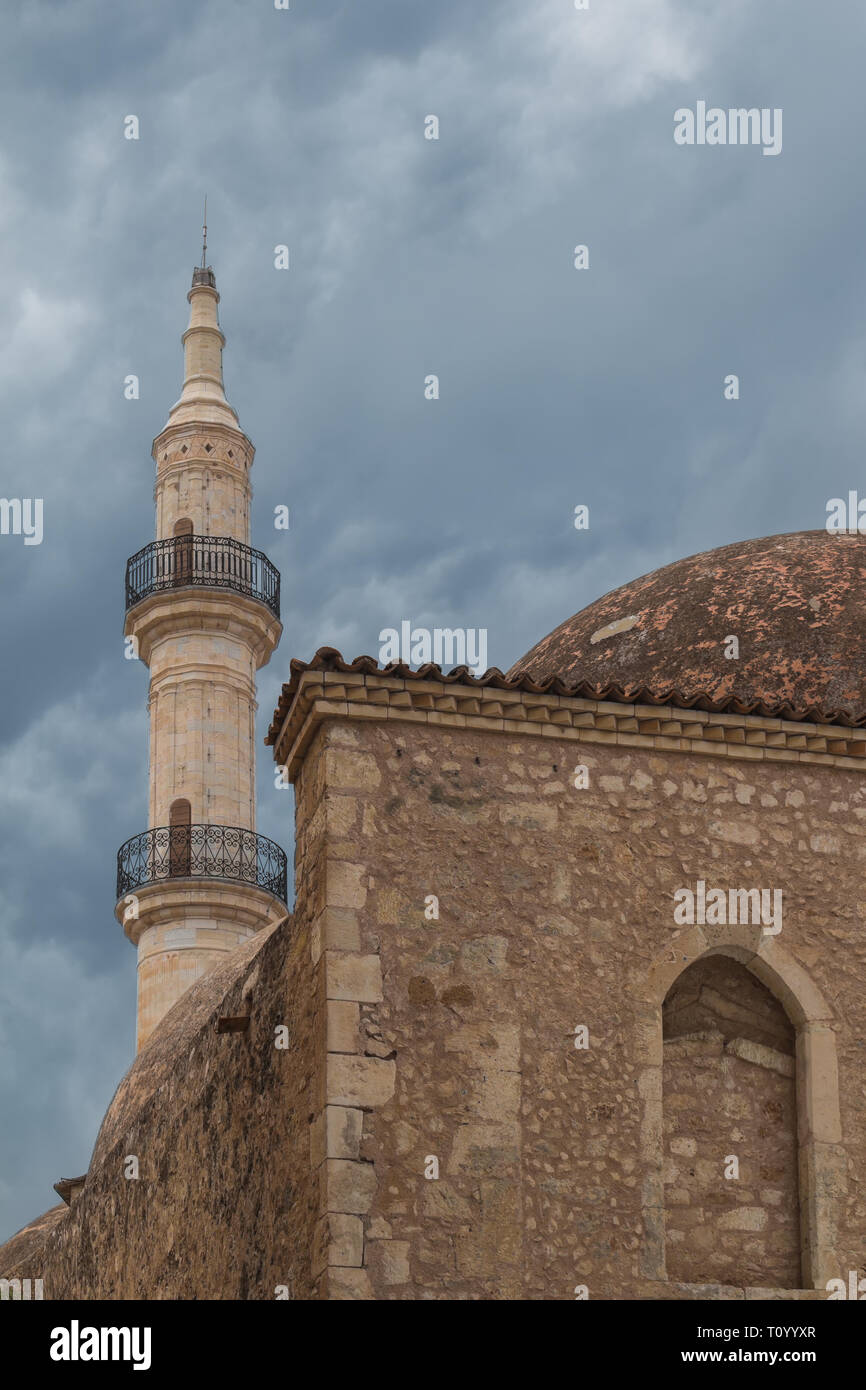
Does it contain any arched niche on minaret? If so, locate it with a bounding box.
[173,517,193,583]
[169,798,191,877]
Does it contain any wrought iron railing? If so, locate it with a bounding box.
[125,535,280,618]
[116,824,288,903]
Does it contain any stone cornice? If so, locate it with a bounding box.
[125,590,282,669]
[270,668,866,780]
[115,879,285,945]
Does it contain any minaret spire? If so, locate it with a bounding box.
[163,212,238,431]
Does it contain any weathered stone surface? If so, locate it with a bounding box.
[459,936,509,974]
[322,1160,377,1215]
[444,1023,520,1069]
[499,803,557,831]
[0,917,320,1300]
[323,1106,363,1162]
[422,1184,474,1220]
[324,750,381,791]
[726,1037,794,1077]
[449,1123,520,1178]
[320,1267,373,1300]
[455,1180,521,1288]
[325,861,368,911]
[288,716,864,1300]
[797,1024,843,1145]
[0,1205,67,1281]
[743,1286,826,1301]
[717,1208,768,1232]
[326,1054,396,1109]
[324,952,382,1003]
[312,1213,363,1275]
[669,1137,697,1158]
[326,1000,360,1054]
[365,1239,410,1285]
[312,908,361,959]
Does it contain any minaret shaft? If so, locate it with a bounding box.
[153,452,251,543]
[147,664,257,832]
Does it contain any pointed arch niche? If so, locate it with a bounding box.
[636,930,844,1292]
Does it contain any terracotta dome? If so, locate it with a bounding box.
[507,531,866,725]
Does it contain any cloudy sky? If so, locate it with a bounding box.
[1,0,864,1240]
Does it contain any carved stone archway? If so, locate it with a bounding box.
[635,927,843,1290]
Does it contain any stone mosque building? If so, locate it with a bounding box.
[1,265,864,1301]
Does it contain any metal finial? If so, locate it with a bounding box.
[201,195,208,269]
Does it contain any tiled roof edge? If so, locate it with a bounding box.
[264,646,866,745]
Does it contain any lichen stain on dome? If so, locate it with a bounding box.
[507,531,866,722]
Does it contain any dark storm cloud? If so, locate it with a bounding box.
[2,0,865,1238]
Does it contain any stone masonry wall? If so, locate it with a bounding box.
[294,714,866,1299]
[4,914,322,1300]
[663,1034,799,1288]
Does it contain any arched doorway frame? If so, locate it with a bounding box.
[635,926,844,1291]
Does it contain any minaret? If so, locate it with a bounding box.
[116,247,287,1051]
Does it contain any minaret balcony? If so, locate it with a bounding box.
[116,824,288,904]
[125,535,280,620]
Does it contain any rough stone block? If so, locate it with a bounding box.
[321,1267,374,1300]
[458,936,509,975]
[317,907,361,953]
[324,749,381,790]
[329,1105,364,1160]
[323,1159,377,1215]
[474,1066,521,1119]
[325,952,383,1003]
[455,1180,521,1281]
[325,860,368,910]
[325,795,359,836]
[327,1054,396,1108]
[717,1207,768,1232]
[797,1025,842,1145]
[444,1023,520,1069]
[725,1036,794,1077]
[423,1184,474,1220]
[312,1213,364,1276]
[326,1000,360,1054]
[498,802,557,831]
[449,1122,519,1177]
[366,1239,410,1286]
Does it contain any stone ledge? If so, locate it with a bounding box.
[271,673,866,780]
[725,1036,795,1077]
[638,1281,827,1300]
